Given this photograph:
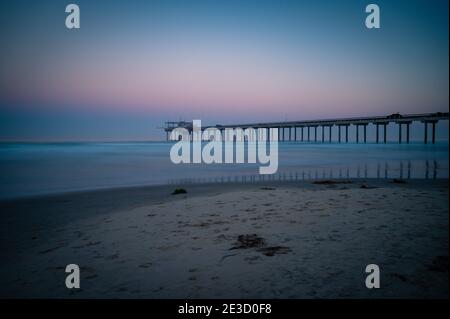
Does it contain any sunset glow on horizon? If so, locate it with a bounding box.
[0,0,448,140]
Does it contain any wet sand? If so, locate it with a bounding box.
[0,179,448,298]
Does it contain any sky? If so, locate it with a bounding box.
[0,0,448,141]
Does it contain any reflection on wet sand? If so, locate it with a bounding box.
[169,160,444,185]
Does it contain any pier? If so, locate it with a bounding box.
[163,112,448,144]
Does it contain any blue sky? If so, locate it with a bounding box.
[0,0,448,141]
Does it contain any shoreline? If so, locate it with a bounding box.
[1,141,448,201]
[2,176,449,203]
[1,178,448,298]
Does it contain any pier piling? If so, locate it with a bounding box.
[356,125,359,143]
[376,124,379,143]
[432,122,436,144]
[363,124,367,143]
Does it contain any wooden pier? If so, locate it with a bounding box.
[163,112,448,144]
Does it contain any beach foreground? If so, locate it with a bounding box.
[0,179,448,298]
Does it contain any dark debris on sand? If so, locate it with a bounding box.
[391,179,407,184]
[230,234,266,249]
[360,184,377,189]
[258,246,292,256]
[172,188,187,195]
[427,256,449,272]
[260,186,276,190]
[230,234,291,257]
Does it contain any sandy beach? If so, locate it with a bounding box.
[0,179,448,298]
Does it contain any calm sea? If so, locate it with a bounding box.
[0,142,448,199]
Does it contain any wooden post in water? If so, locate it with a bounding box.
[376,124,379,143]
[338,125,341,143]
[363,124,367,143]
[356,125,359,143]
[345,125,349,143]
[432,122,436,144]
[406,122,411,144]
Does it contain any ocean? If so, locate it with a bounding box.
[0,141,448,199]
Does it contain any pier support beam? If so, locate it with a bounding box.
[294,127,297,141]
[422,120,437,144]
[307,126,310,142]
[432,122,436,144]
[384,124,387,143]
[329,125,332,143]
[301,126,304,141]
[363,124,367,143]
[314,126,317,142]
[338,125,341,143]
[403,121,412,144]
[407,123,409,144]
[356,125,359,143]
[345,125,349,143]
[289,127,292,141]
[322,126,325,142]
[398,123,402,144]
[376,124,379,143]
